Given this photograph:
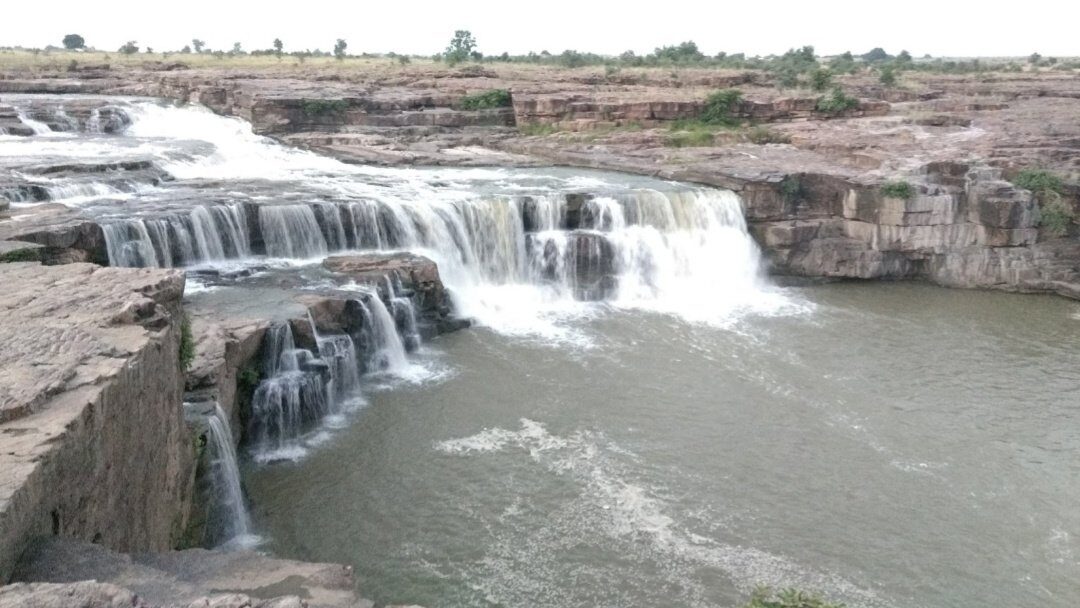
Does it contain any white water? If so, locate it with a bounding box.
[114,101,799,333]
[205,404,258,548]
[15,109,52,135]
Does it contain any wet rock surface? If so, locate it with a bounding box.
[11,537,371,608]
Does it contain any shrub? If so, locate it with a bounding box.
[880,180,914,199]
[1015,169,1073,236]
[879,66,898,87]
[118,41,139,55]
[700,89,743,126]
[743,587,845,608]
[301,99,348,116]
[780,175,804,202]
[816,88,859,114]
[809,68,833,92]
[333,39,347,60]
[459,89,512,110]
[180,316,195,370]
[1014,169,1064,195]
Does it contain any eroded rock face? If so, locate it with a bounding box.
[0,262,193,580]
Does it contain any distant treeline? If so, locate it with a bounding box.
[5,34,1079,76]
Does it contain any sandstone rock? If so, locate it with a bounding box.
[0,263,193,580]
[14,537,370,608]
[0,581,148,608]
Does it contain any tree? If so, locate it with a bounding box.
[181,45,192,54]
[444,30,477,66]
[192,39,205,53]
[896,50,913,64]
[273,38,283,59]
[62,34,85,50]
[862,47,891,63]
[230,42,243,55]
[1029,52,1042,65]
[333,39,347,60]
[119,41,139,55]
[879,65,897,86]
[809,68,833,92]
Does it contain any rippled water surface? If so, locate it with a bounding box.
[246,284,1080,608]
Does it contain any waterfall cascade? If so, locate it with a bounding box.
[204,404,254,546]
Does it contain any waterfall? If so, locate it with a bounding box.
[87,108,103,134]
[248,319,368,459]
[387,277,421,351]
[260,205,329,259]
[15,109,51,135]
[101,204,250,267]
[205,404,253,545]
[357,294,409,373]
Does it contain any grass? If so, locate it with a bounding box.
[666,128,715,147]
[458,89,512,110]
[519,123,558,136]
[745,125,791,144]
[180,315,195,371]
[880,181,914,199]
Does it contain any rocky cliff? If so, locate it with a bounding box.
[0,262,193,580]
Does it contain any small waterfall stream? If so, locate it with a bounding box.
[205,404,254,546]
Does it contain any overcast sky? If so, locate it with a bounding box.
[4,0,1078,58]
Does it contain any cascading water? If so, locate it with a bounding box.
[7,96,793,333]
[356,292,409,373]
[249,323,332,459]
[15,109,51,135]
[204,404,255,546]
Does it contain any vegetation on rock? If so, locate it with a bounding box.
[1015,169,1073,236]
[458,89,512,110]
[301,99,348,117]
[815,88,859,114]
[880,181,914,199]
[700,89,743,126]
[180,315,195,371]
[780,175,805,202]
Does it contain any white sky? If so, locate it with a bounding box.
[4,0,1078,58]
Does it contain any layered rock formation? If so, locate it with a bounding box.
[0,262,192,580]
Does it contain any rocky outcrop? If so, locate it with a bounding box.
[10,537,370,608]
[0,263,193,580]
[322,252,469,336]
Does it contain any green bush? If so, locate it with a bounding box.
[809,68,833,92]
[301,99,348,116]
[879,65,898,87]
[1013,169,1064,196]
[1014,169,1073,236]
[815,88,859,114]
[459,89,512,110]
[880,181,914,199]
[743,587,845,608]
[180,316,195,371]
[700,89,743,126]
